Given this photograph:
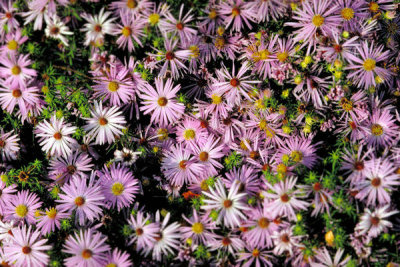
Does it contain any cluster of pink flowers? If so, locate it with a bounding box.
[0,0,400,266]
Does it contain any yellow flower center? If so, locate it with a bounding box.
[11,65,21,75]
[240,139,251,150]
[192,222,204,234]
[121,26,132,37]
[369,2,379,13]
[15,204,28,217]
[341,8,355,20]
[312,14,325,27]
[277,52,288,62]
[108,81,119,92]
[290,150,303,163]
[157,97,168,107]
[371,124,383,136]
[189,45,200,58]
[149,13,160,25]
[46,208,57,219]
[259,119,267,131]
[277,163,287,174]
[252,248,260,257]
[106,264,117,267]
[265,127,276,138]
[157,128,169,140]
[211,94,222,104]
[215,37,225,50]
[7,40,18,50]
[363,58,376,71]
[340,98,353,111]
[111,182,124,196]
[126,0,137,9]
[200,180,209,191]
[209,9,217,19]
[183,129,196,140]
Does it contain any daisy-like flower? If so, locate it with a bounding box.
[109,0,152,16]
[57,175,105,225]
[0,180,17,214]
[113,12,146,52]
[277,135,320,169]
[223,165,261,196]
[249,0,286,23]
[355,205,398,238]
[114,147,141,166]
[0,220,16,243]
[319,33,359,64]
[84,101,127,145]
[0,1,19,31]
[346,41,392,89]
[355,157,400,206]
[201,179,249,228]
[0,128,20,161]
[99,164,139,211]
[161,143,204,186]
[263,177,309,221]
[199,3,224,34]
[150,38,190,79]
[364,108,398,148]
[0,82,40,117]
[181,209,217,245]
[81,8,116,46]
[0,29,28,56]
[336,0,367,32]
[63,228,110,267]
[209,233,245,254]
[4,190,42,225]
[285,0,340,49]
[128,211,158,252]
[138,77,185,125]
[214,61,260,106]
[219,0,256,32]
[159,5,197,43]
[36,207,69,235]
[148,211,181,261]
[175,117,208,150]
[35,115,77,158]
[341,145,372,185]
[238,245,275,267]
[311,247,350,267]
[271,226,303,256]
[104,248,132,267]
[92,64,135,106]
[191,135,225,177]
[4,225,51,267]
[0,54,37,87]
[44,15,73,46]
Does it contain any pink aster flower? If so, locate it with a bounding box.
[198,3,224,35]
[181,209,217,245]
[277,135,320,169]
[311,247,350,267]
[363,108,399,148]
[319,33,359,64]
[0,1,19,31]
[36,207,69,235]
[249,0,286,23]
[209,233,245,254]
[346,41,392,89]
[138,77,185,125]
[222,165,260,196]
[128,211,158,252]
[201,179,249,228]
[0,54,37,87]
[191,135,225,177]
[214,61,260,106]
[35,115,77,158]
[298,180,334,216]
[0,181,16,214]
[84,101,127,145]
[219,0,256,32]
[109,0,152,16]
[56,175,104,225]
[285,0,340,49]
[104,248,132,267]
[271,226,303,256]
[4,225,51,267]
[92,64,135,106]
[0,128,19,161]
[238,245,275,267]
[113,12,146,52]
[63,228,110,267]
[81,8,116,46]
[0,82,40,117]
[4,190,42,225]
[336,0,368,32]
[159,5,197,43]
[161,143,204,186]
[212,33,241,60]
[355,205,398,238]
[175,117,208,150]
[99,163,139,211]
[0,29,28,56]
[44,15,73,46]
[355,157,400,206]
[263,177,309,221]
[21,1,48,31]
[341,145,372,185]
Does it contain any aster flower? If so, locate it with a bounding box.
[0,29,28,56]
[0,1,19,31]
[311,247,350,267]
[0,82,40,117]
[44,15,73,46]
[0,54,37,87]
[363,108,398,148]
[36,207,69,235]
[21,1,48,31]
[92,64,135,106]
[128,211,158,252]
[212,33,241,60]
[277,135,320,169]
[0,128,20,161]
[199,3,224,34]
[263,177,309,221]
[35,115,77,158]
[346,41,392,89]
[271,226,303,256]
[57,175,105,225]
[110,0,152,16]
[181,209,217,245]
[0,181,17,214]
[63,228,110,267]
[237,245,275,267]
[114,147,141,166]
[4,225,51,267]
[191,135,225,177]
[355,205,398,238]
[222,165,260,196]
[159,5,197,43]
[249,0,286,23]
[201,179,249,228]
[355,157,400,206]
[104,248,132,267]
[0,220,16,243]
[84,101,127,145]
[219,0,256,32]
[336,0,367,32]
[299,179,334,216]
[99,164,139,211]
[341,145,372,185]
[161,143,204,186]
[4,190,42,225]
[113,12,146,52]
[148,211,181,261]
[209,233,245,254]
[175,117,208,150]
[138,77,185,125]
[319,33,359,63]
[81,8,116,46]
